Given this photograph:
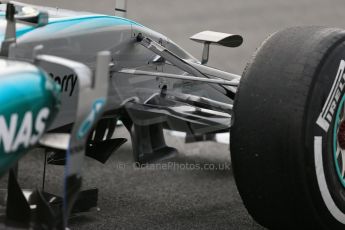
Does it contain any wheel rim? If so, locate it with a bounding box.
[333,95,345,188]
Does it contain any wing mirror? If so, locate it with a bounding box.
[16,6,48,27]
[3,2,48,26]
[190,30,243,64]
[0,3,48,57]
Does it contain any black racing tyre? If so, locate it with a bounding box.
[230,27,345,229]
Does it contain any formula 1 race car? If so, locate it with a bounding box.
[0,1,345,229]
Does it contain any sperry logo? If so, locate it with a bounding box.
[0,108,50,154]
[49,73,77,97]
[317,60,345,131]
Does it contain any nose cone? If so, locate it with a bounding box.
[0,60,60,175]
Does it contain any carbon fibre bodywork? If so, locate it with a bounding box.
[6,6,231,129]
[0,1,238,167]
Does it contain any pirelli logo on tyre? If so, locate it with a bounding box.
[317,60,345,132]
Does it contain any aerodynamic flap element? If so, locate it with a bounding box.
[39,133,70,150]
[190,30,243,47]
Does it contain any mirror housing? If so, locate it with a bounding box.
[0,3,49,57]
[16,9,49,27]
[190,30,243,64]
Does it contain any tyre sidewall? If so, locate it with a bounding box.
[308,41,345,228]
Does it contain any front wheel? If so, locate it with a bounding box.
[231,26,345,229]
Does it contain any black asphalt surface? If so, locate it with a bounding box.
[15,129,261,230]
[4,0,345,229]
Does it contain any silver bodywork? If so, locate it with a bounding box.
[1,3,235,135]
[0,2,243,171]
